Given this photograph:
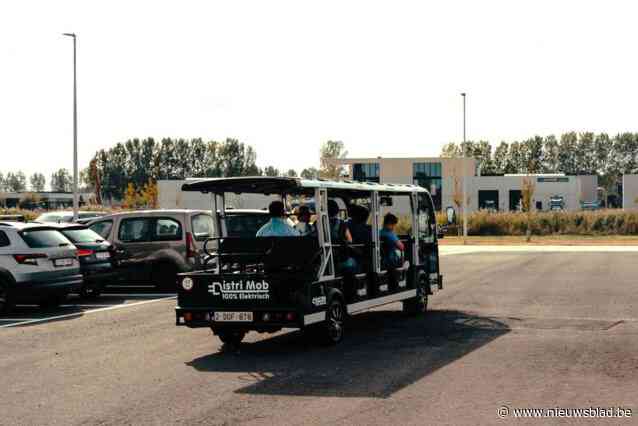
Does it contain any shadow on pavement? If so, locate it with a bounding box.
[186,309,510,398]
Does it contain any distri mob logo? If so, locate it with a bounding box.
[208,279,270,300]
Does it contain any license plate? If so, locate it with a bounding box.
[95,252,111,260]
[213,312,253,322]
[54,258,74,267]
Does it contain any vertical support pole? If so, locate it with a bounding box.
[371,191,381,274]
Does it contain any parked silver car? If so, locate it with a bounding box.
[0,222,83,313]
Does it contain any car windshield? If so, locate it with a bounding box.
[62,228,105,243]
[226,214,270,238]
[20,229,72,248]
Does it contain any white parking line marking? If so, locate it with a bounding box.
[0,296,176,329]
[60,304,116,308]
[0,318,38,321]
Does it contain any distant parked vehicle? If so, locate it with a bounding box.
[581,201,600,211]
[50,223,115,298]
[87,210,216,290]
[0,215,26,222]
[0,222,83,313]
[35,211,107,225]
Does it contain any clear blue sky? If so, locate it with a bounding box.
[1,0,637,184]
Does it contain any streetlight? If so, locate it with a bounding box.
[62,32,78,222]
[461,92,468,242]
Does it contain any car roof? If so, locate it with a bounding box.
[41,222,88,230]
[37,211,106,217]
[93,209,211,220]
[0,222,59,231]
[224,209,268,215]
[182,176,429,195]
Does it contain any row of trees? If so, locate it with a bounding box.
[3,137,346,205]
[0,170,79,193]
[441,131,638,189]
[89,137,339,202]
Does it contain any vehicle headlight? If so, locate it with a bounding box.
[182,277,194,291]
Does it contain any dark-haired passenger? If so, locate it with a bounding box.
[256,201,300,237]
[379,213,404,268]
[348,205,372,246]
[294,205,315,236]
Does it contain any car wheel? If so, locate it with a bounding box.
[315,298,346,345]
[79,283,102,299]
[153,262,178,291]
[402,289,428,316]
[0,280,14,314]
[214,328,246,348]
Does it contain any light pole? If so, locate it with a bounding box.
[62,32,78,221]
[461,92,468,242]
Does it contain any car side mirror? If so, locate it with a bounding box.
[437,225,446,240]
[446,206,456,225]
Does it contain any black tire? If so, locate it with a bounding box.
[153,262,178,291]
[39,293,68,309]
[79,282,102,299]
[402,289,428,316]
[215,329,247,347]
[316,298,346,345]
[0,280,13,314]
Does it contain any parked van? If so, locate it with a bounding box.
[87,210,214,289]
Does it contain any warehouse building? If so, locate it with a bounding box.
[336,157,598,212]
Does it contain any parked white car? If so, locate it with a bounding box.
[0,222,83,313]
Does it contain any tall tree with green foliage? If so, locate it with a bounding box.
[263,166,280,177]
[29,173,46,191]
[5,172,26,192]
[319,140,347,180]
[51,169,72,192]
[541,135,560,173]
[300,167,319,179]
[440,142,462,158]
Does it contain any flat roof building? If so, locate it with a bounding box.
[336,156,597,212]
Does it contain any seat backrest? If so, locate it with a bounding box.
[264,237,320,272]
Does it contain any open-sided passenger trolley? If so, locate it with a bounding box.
[175,177,443,346]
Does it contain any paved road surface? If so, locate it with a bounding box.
[2,250,637,425]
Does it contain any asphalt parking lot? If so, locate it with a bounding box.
[1,248,637,425]
[0,286,175,328]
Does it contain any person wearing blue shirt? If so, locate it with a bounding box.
[379,213,404,268]
[256,201,300,237]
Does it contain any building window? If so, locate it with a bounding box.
[413,162,442,210]
[352,163,380,183]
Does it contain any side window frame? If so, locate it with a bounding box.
[190,213,214,242]
[418,193,435,241]
[152,217,183,242]
[118,217,153,243]
[0,230,10,247]
[89,220,113,240]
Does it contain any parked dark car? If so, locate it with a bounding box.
[50,224,115,298]
[36,211,107,225]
